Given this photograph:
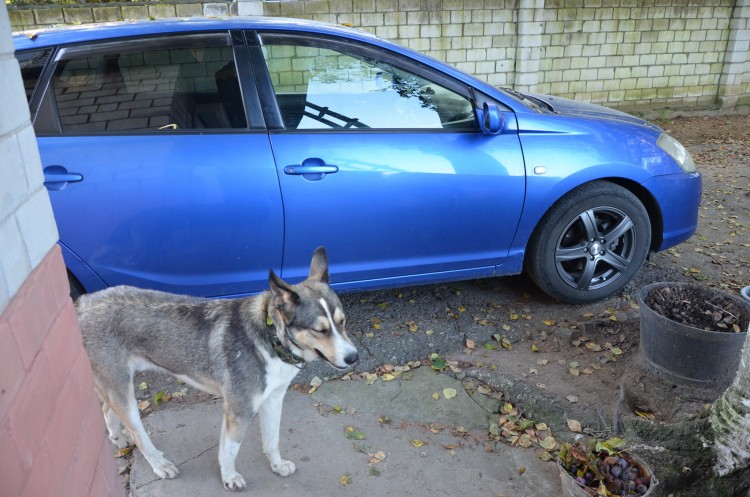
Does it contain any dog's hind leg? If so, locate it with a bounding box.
[259,388,296,477]
[103,373,179,480]
[101,400,131,449]
[219,407,250,491]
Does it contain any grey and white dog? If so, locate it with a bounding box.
[77,247,358,491]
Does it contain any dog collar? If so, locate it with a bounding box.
[265,313,306,368]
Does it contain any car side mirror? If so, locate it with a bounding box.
[479,102,503,135]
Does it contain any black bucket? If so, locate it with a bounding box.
[638,282,749,388]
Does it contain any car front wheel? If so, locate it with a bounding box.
[526,181,651,304]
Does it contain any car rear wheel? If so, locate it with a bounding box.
[67,272,85,301]
[526,181,651,304]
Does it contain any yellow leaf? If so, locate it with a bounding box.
[432,392,440,400]
[411,439,424,448]
[535,423,549,431]
[114,446,133,458]
[635,410,656,420]
[510,313,519,320]
[443,388,458,399]
[502,324,511,331]
[539,436,557,450]
[373,323,381,330]
[382,373,396,382]
[531,343,539,352]
[542,319,556,326]
[518,466,526,475]
[338,474,352,486]
[137,400,151,411]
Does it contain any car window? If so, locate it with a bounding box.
[51,36,247,132]
[16,48,53,103]
[259,37,477,131]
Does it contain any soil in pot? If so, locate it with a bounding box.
[644,284,750,333]
[639,283,750,388]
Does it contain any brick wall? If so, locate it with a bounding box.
[0,2,124,496]
[9,0,750,115]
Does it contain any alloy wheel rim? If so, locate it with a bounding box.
[554,206,637,291]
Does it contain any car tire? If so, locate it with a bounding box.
[526,181,651,304]
[67,272,85,301]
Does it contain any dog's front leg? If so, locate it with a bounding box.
[219,410,250,491]
[259,388,296,477]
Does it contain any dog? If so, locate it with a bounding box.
[76,247,358,491]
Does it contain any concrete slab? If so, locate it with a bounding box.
[130,369,560,497]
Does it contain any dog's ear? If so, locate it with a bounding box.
[308,246,329,283]
[269,270,300,320]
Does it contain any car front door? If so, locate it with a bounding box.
[32,32,282,296]
[255,33,526,288]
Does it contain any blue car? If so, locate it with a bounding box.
[14,18,701,304]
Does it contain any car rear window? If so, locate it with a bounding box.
[51,36,247,133]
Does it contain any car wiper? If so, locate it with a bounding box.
[501,87,553,112]
[501,87,543,111]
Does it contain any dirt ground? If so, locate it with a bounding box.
[130,113,749,494]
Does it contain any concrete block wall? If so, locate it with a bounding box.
[8,0,750,114]
[1,2,125,496]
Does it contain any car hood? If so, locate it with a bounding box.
[525,93,660,130]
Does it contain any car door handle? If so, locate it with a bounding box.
[43,165,83,191]
[283,158,338,180]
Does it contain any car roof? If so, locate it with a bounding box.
[13,16,516,109]
[12,16,377,50]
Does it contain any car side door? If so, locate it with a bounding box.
[252,32,526,289]
[27,32,282,297]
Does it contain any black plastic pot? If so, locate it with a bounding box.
[638,282,749,388]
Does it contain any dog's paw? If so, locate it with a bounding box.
[223,472,246,491]
[110,435,130,449]
[271,459,296,477]
[152,456,180,479]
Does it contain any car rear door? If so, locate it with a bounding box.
[253,32,526,288]
[30,32,282,297]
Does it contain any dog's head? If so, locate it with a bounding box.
[268,247,358,370]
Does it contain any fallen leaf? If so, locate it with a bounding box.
[137,400,151,411]
[535,423,549,431]
[339,474,352,486]
[518,466,526,475]
[484,342,498,350]
[539,436,557,450]
[368,451,386,464]
[466,339,476,349]
[542,319,556,326]
[432,392,440,400]
[138,381,148,391]
[114,446,133,457]
[411,439,424,448]
[310,376,323,388]
[567,419,583,433]
[344,426,365,440]
[443,388,458,399]
[566,395,579,403]
[635,410,656,420]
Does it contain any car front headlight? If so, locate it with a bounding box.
[657,133,697,173]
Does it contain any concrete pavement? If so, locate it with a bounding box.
[129,367,561,496]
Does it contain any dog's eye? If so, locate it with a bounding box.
[312,327,328,334]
